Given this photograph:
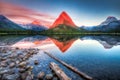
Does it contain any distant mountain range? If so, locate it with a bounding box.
[0,15,47,31]
[0,12,120,33]
[0,15,24,31]
[47,11,120,33]
[80,16,120,32]
[20,20,47,31]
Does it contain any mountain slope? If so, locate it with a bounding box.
[44,24,79,34]
[50,11,76,28]
[98,16,120,32]
[100,16,118,26]
[20,20,47,31]
[80,16,120,32]
[0,15,24,31]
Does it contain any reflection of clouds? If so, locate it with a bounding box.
[0,1,55,27]
[11,36,76,52]
[12,42,35,48]
[11,38,55,49]
[11,35,120,52]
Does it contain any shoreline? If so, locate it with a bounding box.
[0,33,120,35]
[0,47,59,80]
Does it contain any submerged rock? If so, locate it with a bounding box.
[25,75,33,80]
[0,69,9,75]
[45,74,53,80]
[19,68,26,73]
[20,71,33,80]
[15,47,19,50]
[34,60,39,65]
[26,66,33,71]
[1,62,7,67]
[2,74,19,80]
[15,60,20,64]
[1,57,7,61]
[20,72,28,80]
[53,77,58,80]
[9,62,15,68]
[18,61,27,68]
[0,47,41,80]
[37,72,45,79]
[18,54,24,59]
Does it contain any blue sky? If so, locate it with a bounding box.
[1,0,120,26]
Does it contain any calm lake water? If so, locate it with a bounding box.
[1,35,120,80]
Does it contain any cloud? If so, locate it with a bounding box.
[0,1,55,27]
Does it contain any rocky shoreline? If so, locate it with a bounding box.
[0,47,59,80]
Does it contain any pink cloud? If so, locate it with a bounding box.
[0,1,55,27]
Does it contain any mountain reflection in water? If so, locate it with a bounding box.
[1,35,120,80]
[0,35,120,52]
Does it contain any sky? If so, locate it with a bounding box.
[0,0,120,27]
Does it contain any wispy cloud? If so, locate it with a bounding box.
[0,1,55,27]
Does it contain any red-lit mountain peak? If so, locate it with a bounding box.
[50,11,76,28]
[32,20,41,25]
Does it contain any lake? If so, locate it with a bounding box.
[0,35,120,80]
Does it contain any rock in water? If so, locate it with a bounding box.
[3,74,19,80]
[19,68,26,73]
[45,74,53,80]
[9,62,15,68]
[34,60,39,65]
[53,77,58,80]
[37,72,45,79]
[18,61,27,68]
[25,75,33,80]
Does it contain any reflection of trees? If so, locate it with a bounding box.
[48,35,78,42]
[1,35,120,50]
[0,35,26,46]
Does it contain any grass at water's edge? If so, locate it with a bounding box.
[40,33,120,36]
[0,31,120,36]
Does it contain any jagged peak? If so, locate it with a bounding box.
[61,11,66,14]
[59,11,72,20]
[60,11,68,16]
[50,11,76,28]
[100,16,119,25]
[106,16,118,21]
[32,20,41,25]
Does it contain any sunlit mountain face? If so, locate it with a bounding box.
[50,11,76,28]
[32,20,41,25]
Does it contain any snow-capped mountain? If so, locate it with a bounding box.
[100,16,118,26]
[80,16,120,32]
